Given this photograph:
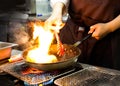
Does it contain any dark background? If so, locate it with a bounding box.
[0,0,27,42]
[0,0,25,11]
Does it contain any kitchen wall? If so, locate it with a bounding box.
[0,0,26,42]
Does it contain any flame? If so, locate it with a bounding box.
[26,21,58,63]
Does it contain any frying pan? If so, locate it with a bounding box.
[22,44,81,71]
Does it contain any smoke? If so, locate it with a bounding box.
[8,22,32,50]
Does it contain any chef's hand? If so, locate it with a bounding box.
[88,15,120,40]
[88,23,112,40]
[45,2,65,32]
[45,13,63,32]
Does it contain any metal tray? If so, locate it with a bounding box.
[54,66,120,86]
[0,41,18,60]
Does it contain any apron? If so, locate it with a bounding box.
[60,0,120,69]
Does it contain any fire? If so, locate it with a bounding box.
[25,21,58,63]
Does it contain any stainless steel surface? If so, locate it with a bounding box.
[23,44,81,71]
[0,42,18,60]
[54,66,120,86]
[26,56,78,71]
[0,42,18,49]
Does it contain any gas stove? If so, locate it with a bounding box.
[1,49,120,86]
[0,60,83,86]
[0,60,120,86]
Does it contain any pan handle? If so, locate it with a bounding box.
[73,33,92,47]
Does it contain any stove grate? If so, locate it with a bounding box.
[54,67,120,86]
[0,61,82,85]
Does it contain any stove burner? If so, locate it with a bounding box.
[0,61,82,85]
[21,67,44,75]
[13,62,47,75]
[13,62,77,75]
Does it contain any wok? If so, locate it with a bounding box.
[22,44,81,71]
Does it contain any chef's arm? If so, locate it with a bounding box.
[45,0,69,31]
[50,0,69,14]
[50,2,66,20]
[89,15,120,40]
[106,15,120,32]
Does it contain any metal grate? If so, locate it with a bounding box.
[80,74,118,86]
[54,67,120,86]
[0,61,82,85]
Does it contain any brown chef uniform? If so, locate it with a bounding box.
[59,0,120,70]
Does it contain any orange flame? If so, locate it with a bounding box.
[26,21,58,63]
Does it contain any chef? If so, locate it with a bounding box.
[45,0,120,70]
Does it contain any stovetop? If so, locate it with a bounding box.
[54,67,120,86]
[1,50,120,86]
[0,60,82,85]
[1,60,120,86]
